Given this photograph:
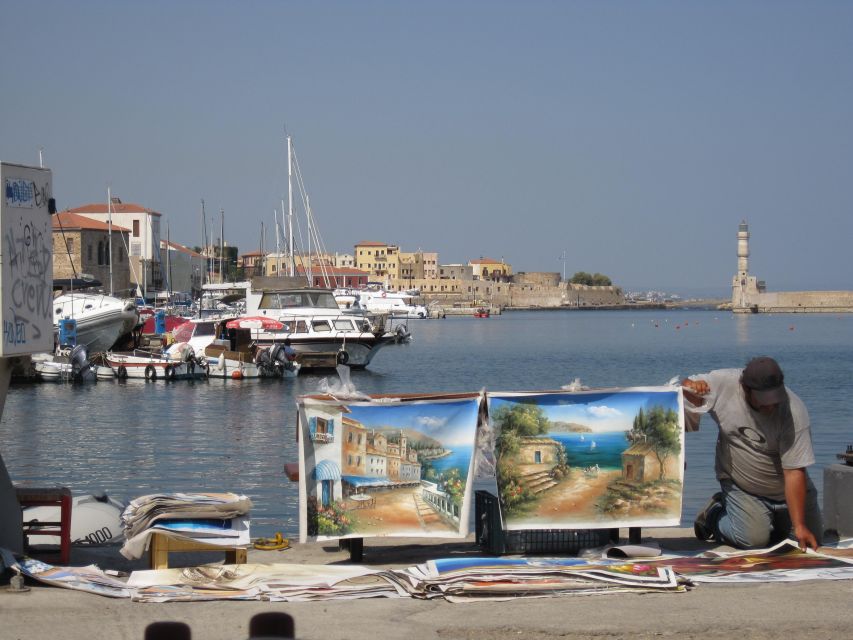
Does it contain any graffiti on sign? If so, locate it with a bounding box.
[2,170,53,352]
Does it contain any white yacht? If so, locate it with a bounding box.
[335,286,428,319]
[52,291,139,353]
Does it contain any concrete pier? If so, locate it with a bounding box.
[3,528,853,640]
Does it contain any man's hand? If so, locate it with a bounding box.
[681,378,709,406]
[793,523,818,551]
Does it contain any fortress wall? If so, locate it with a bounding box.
[753,291,853,312]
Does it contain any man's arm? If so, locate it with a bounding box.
[783,467,818,550]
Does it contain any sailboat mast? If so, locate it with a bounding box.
[306,195,312,285]
[274,206,281,276]
[166,222,172,298]
[107,186,114,296]
[287,135,295,277]
[201,199,209,286]
[219,209,225,284]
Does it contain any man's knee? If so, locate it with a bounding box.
[721,522,771,549]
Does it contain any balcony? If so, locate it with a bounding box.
[312,432,334,444]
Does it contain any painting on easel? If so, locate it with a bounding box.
[489,388,684,530]
[298,393,482,542]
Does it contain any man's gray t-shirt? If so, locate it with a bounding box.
[686,368,814,501]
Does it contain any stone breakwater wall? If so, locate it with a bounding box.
[418,281,624,309]
[735,290,853,313]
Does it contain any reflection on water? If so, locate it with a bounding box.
[734,314,751,345]
[2,309,851,538]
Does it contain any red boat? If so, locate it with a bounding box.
[474,307,490,318]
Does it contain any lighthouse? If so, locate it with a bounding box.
[737,221,749,278]
[731,221,762,310]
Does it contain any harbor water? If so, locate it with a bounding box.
[2,309,851,540]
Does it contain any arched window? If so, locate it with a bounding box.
[97,241,104,265]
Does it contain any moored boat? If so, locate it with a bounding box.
[52,291,139,353]
[105,345,199,380]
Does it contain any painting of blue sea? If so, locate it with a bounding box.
[489,388,685,530]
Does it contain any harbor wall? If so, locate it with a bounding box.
[735,290,853,313]
[401,276,624,309]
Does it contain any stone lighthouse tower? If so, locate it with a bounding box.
[731,221,762,310]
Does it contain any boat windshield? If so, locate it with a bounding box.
[258,290,339,310]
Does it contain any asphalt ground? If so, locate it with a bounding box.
[2,528,853,640]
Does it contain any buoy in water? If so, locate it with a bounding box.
[231,370,243,380]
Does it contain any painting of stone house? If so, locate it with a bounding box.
[621,442,680,483]
[518,437,562,467]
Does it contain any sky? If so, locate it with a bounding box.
[491,391,680,432]
[2,1,852,296]
[346,398,480,446]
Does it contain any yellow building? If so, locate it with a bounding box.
[354,241,400,280]
[469,257,512,280]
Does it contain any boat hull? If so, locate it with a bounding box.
[105,351,197,380]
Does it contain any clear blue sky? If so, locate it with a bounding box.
[3,1,852,296]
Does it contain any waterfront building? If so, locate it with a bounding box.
[469,257,512,281]
[51,212,131,294]
[354,240,400,281]
[65,197,164,295]
[160,240,205,296]
[238,251,265,279]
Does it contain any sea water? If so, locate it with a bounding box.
[2,309,851,538]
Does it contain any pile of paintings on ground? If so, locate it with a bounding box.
[6,541,853,602]
[119,492,252,559]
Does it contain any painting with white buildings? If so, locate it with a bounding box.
[298,393,482,542]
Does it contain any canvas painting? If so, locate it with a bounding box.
[489,387,684,530]
[299,393,483,542]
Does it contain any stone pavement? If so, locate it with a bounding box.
[2,528,853,640]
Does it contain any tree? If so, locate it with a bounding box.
[629,405,680,480]
[493,402,551,512]
[570,271,612,286]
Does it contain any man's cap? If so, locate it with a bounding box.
[741,356,787,404]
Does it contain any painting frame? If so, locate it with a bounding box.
[488,386,685,531]
[298,392,484,543]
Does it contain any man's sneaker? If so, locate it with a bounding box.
[694,492,724,542]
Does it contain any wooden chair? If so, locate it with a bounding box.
[16,487,72,565]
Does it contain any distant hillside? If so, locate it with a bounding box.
[374,426,443,449]
[549,420,593,433]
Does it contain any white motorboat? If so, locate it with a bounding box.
[53,291,139,353]
[335,286,428,319]
[244,284,403,369]
[182,282,403,369]
[32,346,96,383]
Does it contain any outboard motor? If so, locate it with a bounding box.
[254,346,274,376]
[69,344,92,381]
[268,343,296,374]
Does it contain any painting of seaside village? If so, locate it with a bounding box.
[298,395,482,542]
[490,388,684,530]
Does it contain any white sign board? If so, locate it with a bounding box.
[0,162,53,356]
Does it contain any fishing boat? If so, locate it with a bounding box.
[473,307,490,318]
[194,317,300,379]
[104,344,199,380]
